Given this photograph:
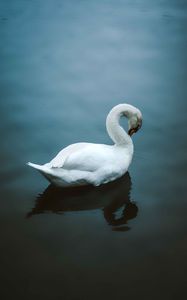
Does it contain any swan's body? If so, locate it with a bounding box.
[28,104,142,187]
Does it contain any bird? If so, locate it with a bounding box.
[27,103,142,187]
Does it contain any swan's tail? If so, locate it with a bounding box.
[27,162,53,176]
[27,162,68,186]
[27,162,47,172]
[27,162,55,183]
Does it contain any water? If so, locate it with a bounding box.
[1,0,187,299]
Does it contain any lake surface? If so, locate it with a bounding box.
[1,0,187,299]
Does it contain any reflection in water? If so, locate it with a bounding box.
[27,173,138,231]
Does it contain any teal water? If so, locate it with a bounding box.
[0,0,187,299]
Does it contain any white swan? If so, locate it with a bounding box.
[27,103,142,187]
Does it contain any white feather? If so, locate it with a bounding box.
[27,103,142,187]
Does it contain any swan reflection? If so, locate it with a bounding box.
[27,173,138,231]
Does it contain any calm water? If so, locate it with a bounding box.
[1,0,187,299]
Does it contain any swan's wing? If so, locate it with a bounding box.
[61,144,116,172]
[48,143,114,172]
[47,143,92,168]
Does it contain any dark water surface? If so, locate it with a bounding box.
[1,0,187,299]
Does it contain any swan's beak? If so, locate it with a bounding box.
[128,121,142,136]
[128,128,137,136]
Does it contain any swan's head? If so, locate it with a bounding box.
[127,108,142,136]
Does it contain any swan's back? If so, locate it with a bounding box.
[48,142,131,173]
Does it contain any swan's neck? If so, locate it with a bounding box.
[106,104,133,146]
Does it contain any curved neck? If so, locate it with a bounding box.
[106,104,133,146]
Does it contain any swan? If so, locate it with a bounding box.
[27,103,142,187]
